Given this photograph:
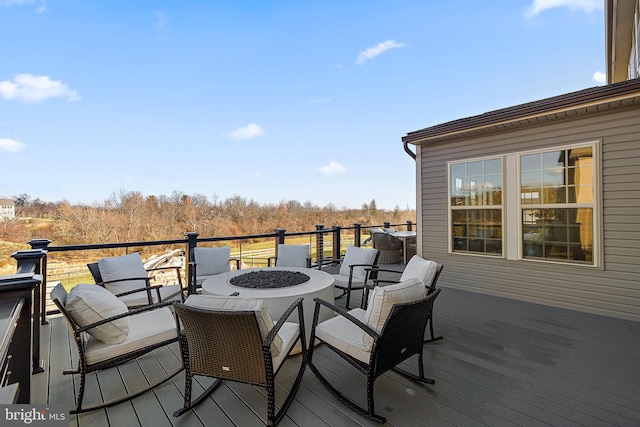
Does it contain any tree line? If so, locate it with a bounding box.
[2,191,415,245]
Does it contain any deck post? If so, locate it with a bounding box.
[27,239,51,326]
[315,225,324,264]
[185,232,199,294]
[332,225,341,260]
[406,220,413,231]
[353,223,361,247]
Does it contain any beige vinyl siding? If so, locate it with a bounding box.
[418,106,640,321]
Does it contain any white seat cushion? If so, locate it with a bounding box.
[98,253,149,297]
[85,306,177,365]
[401,256,438,286]
[315,308,370,363]
[338,246,377,281]
[184,294,284,356]
[67,284,130,344]
[362,278,425,350]
[272,322,301,370]
[194,247,231,277]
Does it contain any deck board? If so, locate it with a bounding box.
[32,270,640,427]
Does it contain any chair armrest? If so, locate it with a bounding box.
[263,297,304,348]
[371,279,400,286]
[76,300,175,334]
[365,267,402,276]
[147,265,181,273]
[312,298,380,340]
[112,284,163,297]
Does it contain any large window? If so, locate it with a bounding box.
[448,143,597,265]
[450,158,503,255]
[520,147,594,263]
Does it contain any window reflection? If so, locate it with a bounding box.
[520,147,594,263]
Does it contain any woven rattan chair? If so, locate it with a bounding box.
[325,245,380,310]
[364,255,444,342]
[50,282,182,414]
[173,295,307,426]
[308,285,441,423]
[87,252,185,308]
[371,231,403,264]
[191,246,241,292]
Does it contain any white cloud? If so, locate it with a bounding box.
[227,123,265,140]
[319,161,346,175]
[0,74,80,103]
[592,71,606,84]
[525,0,601,18]
[356,40,406,65]
[0,138,27,153]
[0,0,46,13]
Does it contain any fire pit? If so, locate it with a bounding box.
[201,267,335,354]
[230,270,310,289]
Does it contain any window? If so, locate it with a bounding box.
[449,158,503,255]
[520,147,594,264]
[448,143,598,266]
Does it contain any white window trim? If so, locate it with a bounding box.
[447,155,505,256]
[515,141,600,267]
[448,141,601,267]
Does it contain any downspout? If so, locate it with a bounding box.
[403,138,421,256]
[403,139,416,160]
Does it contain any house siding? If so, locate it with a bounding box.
[418,105,640,321]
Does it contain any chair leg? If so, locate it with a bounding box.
[423,315,443,343]
[345,283,352,310]
[270,348,306,426]
[71,366,183,414]
[174,374,222,417]
[391,353,435,385]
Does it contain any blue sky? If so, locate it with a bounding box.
[0,0,605,210]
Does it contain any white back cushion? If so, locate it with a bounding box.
[67,284,130,344]
[277,244,309,268]
[194,247,231,276]
[339,246,377,280]
[184,294,283,356]
[362,278,424,350]
[98,253,148,295]
[401,256,438,286]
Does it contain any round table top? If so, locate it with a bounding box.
[201,266,334,299]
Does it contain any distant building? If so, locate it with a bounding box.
[0,199,15,220]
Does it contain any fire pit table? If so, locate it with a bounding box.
[201,266,335,354]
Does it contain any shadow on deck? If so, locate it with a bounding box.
[32,262,640,426]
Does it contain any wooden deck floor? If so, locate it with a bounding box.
[32,267,640,426]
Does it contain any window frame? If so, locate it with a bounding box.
[447,141,601,267]
[447,155,505,256]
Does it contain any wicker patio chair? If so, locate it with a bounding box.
[371,231,403,264]
[308,281,441,423]
[173,294,307,426]
[323,245,380,310]
[267,243,312,268]
[191,246,241,291]
[363,255,444,342]
[87,252,185,308]
[50,282,182,414]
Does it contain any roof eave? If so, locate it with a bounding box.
[403,79,640,145]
